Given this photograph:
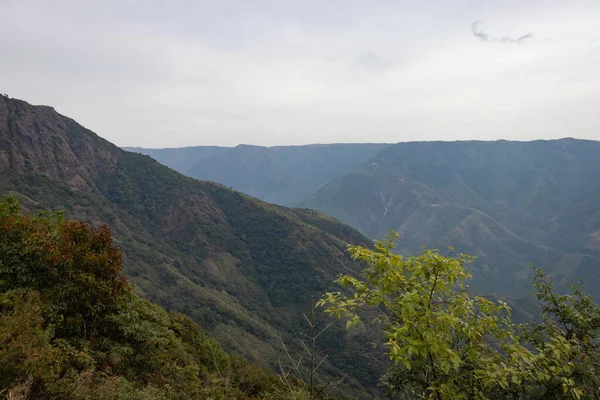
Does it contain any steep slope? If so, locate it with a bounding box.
[302,140,600,297]
[126,143,390,205]
[0,94,385,397]
[0,197,293,399]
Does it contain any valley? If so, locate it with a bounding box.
[3,1,600,397]
[3,94,600,399]
[132,139,600,300]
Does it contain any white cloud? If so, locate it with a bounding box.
[1,0,599,147]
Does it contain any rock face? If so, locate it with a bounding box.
[0,95,386,399]
[0,95,118,190]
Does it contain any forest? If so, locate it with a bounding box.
[3,196,600,399]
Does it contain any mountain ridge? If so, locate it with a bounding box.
[122,136,600,298]
[125,142,391,205]
[302,138,600,298]
[0,94,386,398]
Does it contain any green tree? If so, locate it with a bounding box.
[319,234,599,399]
[520,268,600,399]
[0,196,129,340]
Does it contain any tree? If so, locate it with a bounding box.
[0,195,129,340]
[318,233,599,399]
[520,268,600,399]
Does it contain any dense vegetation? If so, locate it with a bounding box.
[0,95,386,397]
[320,234,600,399]
[0,196,297,399]
[302,140,600,299]
[126,143,390,206]
[128,139,600,303]
[5,193,598,399]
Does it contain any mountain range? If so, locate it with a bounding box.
[302,140,600,297]
[0,95,386,398]
[125,143,389,205]
[4,92,600,398]
[132,139,600,300]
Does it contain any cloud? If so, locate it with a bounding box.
[355,52,391,73]
[471,21,533,44]
[1,1,600,146]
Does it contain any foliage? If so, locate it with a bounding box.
[0,195,292,399]
[319,234,600,399]
[0,196,128,340]
[520,268,600,399]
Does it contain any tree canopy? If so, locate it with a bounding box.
[319,234,600,399]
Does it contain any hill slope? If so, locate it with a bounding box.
[0,94,385,397]
[0,196,293,399]
[125,143,390,205]
[301,140,600,297]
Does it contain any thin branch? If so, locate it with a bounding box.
[278,359,300,400]
[324,374,347,397]
[428,269,440,307]
[301,340,312,357]
[314,322,333,340]
[280,338,308,391]
[303,313,314,327]
[313,353,329,373]
[209,343,223,379]
[312,382,332,400]
[541,278,572,338]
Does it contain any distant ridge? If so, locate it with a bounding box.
[124,135,600,300]
[301,138,600,298]
[125,142,391,205]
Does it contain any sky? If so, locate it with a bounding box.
[1,1,599,148]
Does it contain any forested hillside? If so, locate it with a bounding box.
[128,137,600,300]
[302,140,600,298]
[0,95,386,398]
[0,196,296,399]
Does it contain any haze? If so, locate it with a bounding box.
[1,0,599,147]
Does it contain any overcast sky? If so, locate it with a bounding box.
[1,1,599,147]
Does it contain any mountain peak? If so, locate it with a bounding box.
[0,95,119,191]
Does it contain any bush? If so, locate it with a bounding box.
[320,233,600,399]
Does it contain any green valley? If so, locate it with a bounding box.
[127,139,600,301]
